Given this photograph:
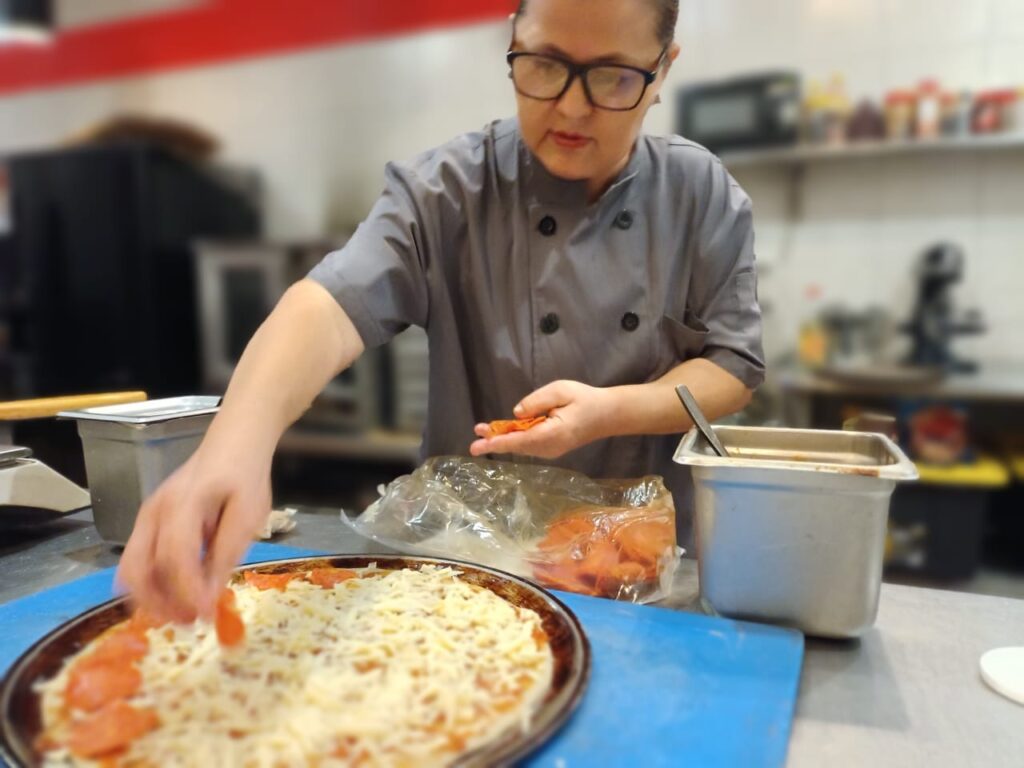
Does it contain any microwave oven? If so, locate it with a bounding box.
[676,71,801,154]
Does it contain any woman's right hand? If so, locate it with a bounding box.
[116,437,272,624]
[115,280,367,624]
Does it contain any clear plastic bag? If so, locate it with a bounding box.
[340,456,681,604]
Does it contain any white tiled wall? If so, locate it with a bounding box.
[660,0,1024,367]
[736,152,1024,367]
[0,22,516,236]
[0,0,1022,364]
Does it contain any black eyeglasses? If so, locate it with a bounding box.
[506,46,667,111]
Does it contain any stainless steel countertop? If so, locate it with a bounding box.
[2,509,1022,766]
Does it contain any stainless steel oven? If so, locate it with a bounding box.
[195,239,380,431]
[194,240,429,434]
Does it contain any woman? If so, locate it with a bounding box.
[119,0,764,621]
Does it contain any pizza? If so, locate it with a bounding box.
[34,565,554,767]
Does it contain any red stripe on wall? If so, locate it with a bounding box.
[0,0,514,96]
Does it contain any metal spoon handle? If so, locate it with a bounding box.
[675,385,729,458]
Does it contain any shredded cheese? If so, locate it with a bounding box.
[36,566,554,768]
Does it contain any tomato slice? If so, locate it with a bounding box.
[65,659,142,713]
[487,416,547,436]
[215,588,245,647]
[242,571,298,591]
[306,567,358,589]
[89,626,149,665]
[66,701,159,759]
[611,519,675,565]
[536,515,596,551]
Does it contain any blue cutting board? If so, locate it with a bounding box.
[0,543,804,767]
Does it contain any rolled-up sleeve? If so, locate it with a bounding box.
[688,158,766,389]
[307,162,431,348]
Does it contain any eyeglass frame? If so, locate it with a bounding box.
[505,44,669,112]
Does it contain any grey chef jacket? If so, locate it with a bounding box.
[309,117,764,544]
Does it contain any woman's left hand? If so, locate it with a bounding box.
[469,380,616,459]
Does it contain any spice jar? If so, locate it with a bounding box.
[803,81,829,144]
[884,90,915,140]
[823,74,850,145]
[994,88,1020,132]
[847,99,886,141]
[972,90,1002,133]
[950,90,973,136]
[939,91,958,136]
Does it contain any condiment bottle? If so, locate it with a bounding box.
[916,79,941,139]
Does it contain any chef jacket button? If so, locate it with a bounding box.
[540,313,560,335]
[613,210,634,230]
[538,215,557,236]
[621,312,640,332]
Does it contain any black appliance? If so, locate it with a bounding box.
[0,0,54,41]
[901,242,985,373]
[0,142,260,401]
[676,71,800,154]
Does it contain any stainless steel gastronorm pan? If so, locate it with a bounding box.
[674,425,918,638]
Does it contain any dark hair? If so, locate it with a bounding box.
[514,0,679,48]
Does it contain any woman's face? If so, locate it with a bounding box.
[512,0,678,200]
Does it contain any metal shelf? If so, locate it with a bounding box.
[720,132,1024,168]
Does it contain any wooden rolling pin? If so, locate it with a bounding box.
[0,391,148,421]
